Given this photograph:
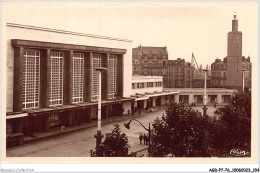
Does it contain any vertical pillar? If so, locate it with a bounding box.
[144,100,147,109]
[202,70,208,116]
[117,54,123,97]
[64,50,73,104]
[95,70,104,156]
[101,53,108,100]
[13,47,24,112]
[188,94,194,104]
[40,49,50,108]
[106,53,110,99]
[174,94,179,103]
[84,52,92,102]
[152,97,156,107]
[217,94,222,104]
[208,95,211,104]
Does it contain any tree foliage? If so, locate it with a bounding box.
[91,124,130,157]
[151,103,211,157]
[210,91,251,156]
[151,90,251,157]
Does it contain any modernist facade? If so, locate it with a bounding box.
[165,88,235,105]
[131,76,178,112]
[5,23,133,140]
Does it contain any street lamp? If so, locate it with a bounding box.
[124,119,151,157]
[242,69,248,91]
[94,67,107,157]
[202,69,209,116]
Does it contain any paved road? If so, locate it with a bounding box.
[7,109,167,157]
[6,105,219,157]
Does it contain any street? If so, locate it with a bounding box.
[6,105,218,157]
[6,109,167,157]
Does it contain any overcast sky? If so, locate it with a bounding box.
[2,2,258,67]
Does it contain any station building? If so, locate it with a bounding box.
[166,88,236,105]
[131,76,178,112]
[5,23,133,137]
[4,23,238,146]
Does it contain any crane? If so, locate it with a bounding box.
[191,53,200,70]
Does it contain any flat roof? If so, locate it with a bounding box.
[132,75,163,80]
[7,23,132,42]
[164,88,236,93]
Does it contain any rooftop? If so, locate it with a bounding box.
[132,46,168,58]
[7,23,132,42]
[132,75,163,80]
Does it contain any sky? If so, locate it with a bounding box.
[2,1,258,67]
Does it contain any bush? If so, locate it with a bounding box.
[91,124,130,157]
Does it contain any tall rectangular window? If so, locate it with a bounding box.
[108,55,117,98]
[91,54,101,101]
[49,51,63,106]
[22,50,40,109]
[72,53,84,103]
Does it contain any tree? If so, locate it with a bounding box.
[91,124,130,157]
[210,91,251,156]
[151,103,211,157]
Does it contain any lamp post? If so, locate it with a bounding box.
[94,67,107,157]
[202,69,209,116]
[242,69,247,91]
[124,119,151,157]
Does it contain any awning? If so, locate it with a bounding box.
[148,91,179,97]
[17,98,135,116]
[6,113,28,119]
[135,97,149,101]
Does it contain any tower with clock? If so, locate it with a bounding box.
[226,14,243,89]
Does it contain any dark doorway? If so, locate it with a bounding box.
[112,103,123,116]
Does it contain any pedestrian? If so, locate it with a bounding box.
[143,134,147,145]
[139,134,143,144]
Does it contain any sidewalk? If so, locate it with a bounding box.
[22,106,166,145]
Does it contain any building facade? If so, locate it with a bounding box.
[165,88,236,105]
[166,58,194,88]
[132,46,168,86]
[226,15,252,89]
[210,15,251,89]
[132,46,194,88]
[5,23,133,140]
[211,58,227,87]
[131,76,178,112]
